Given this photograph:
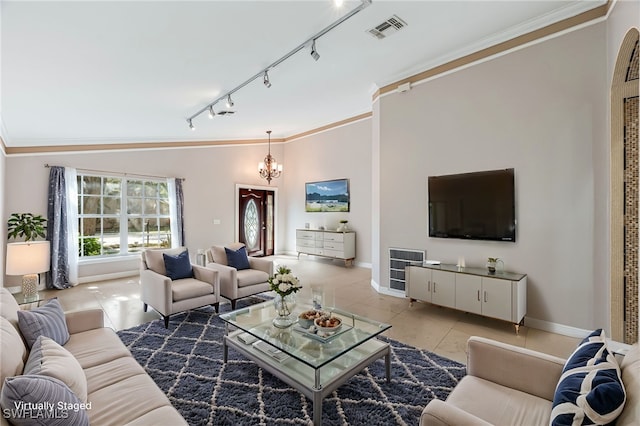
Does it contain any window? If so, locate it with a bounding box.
[77,174,171,258]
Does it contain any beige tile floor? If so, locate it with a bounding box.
[36,255,581,364]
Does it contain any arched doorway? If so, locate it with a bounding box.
[611,29,639,344]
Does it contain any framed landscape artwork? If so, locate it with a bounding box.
[305,179,350,212]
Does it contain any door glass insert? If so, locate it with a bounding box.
[244,198,259,250]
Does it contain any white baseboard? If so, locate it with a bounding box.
[78,271,138,284]
[370,279,406,299]
[523,317,592,339]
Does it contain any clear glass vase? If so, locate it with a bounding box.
[272,294,296,328]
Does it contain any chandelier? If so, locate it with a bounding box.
[258,130,282,184]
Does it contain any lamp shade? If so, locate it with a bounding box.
[6,241,51,276]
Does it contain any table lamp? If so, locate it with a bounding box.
[6,241,51,300]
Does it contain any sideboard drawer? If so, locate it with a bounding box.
[323,233,344,242]
[296,230,316,240]
[323,241,344,251]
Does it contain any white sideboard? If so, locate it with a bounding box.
[296,229,355,266]
[406,264,527,333]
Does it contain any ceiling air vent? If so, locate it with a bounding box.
[217,110,235,116]
[367,15,407,40]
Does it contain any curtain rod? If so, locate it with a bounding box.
[44,164,185,181]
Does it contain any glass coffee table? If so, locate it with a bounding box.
[220,300,392,425]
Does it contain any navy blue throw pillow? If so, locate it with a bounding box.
[225,246,250,270]
[163,250,193,280]
[550,329,626,425]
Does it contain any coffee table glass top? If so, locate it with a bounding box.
[219,300,391,369]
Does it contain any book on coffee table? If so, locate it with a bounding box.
[252,340,289,363]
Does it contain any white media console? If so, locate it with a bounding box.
[406,263,527,334]
[296,229,356,266]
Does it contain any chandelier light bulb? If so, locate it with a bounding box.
[188,119,195,131]
[226,95,234,108]
[208,105,215,119]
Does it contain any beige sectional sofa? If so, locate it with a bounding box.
[421,336,639,426]
[0,287,186,426]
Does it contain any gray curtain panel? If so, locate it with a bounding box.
[175,178,185,247]
[46,166,71,289]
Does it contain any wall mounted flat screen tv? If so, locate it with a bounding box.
[428,168,516,242]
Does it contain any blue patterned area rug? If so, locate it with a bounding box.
[117,298,466,426]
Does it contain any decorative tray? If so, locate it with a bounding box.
[292,323,352,343]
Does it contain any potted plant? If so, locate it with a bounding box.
[8,213,47,241]
[486,257,503,273]
[6,213,49,299]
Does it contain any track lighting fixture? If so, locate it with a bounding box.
[185,0,372,128]
[311,39,320,61]
[263,71,271,88]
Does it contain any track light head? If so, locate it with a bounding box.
[208,105,216,119]
[263,71,271,88]
[187,119,195,131]
[226,94,234,108]
[311,39,320,61]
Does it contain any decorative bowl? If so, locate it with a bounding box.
[314,315,342,333]
[298,310,326,328]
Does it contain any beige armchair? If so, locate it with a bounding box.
[140,247,220,328]
[206,243,274,310]
[421,336,639,426]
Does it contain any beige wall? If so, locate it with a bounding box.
[3,142,286,281]
[282,119,372,265]
[376,22,607,333]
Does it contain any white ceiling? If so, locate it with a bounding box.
[1,0,606,149]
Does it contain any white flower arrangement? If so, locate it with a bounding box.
[269,266,302,298]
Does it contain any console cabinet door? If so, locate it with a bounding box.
[455,274,482,315]
[407,266,431,302]
[431,270,455,308]
[481,277,512,321]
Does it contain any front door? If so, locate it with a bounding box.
[238,188,274,256]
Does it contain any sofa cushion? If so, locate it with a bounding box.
[24,336,88,402]
[0,375,89,426]
[144,247,186,275]
[171,278,213,302]
[63,328,132,369]
[87,373,182,426]
[616,343,640,426]
[236,269,270,288]
[163,250,193,280]
[0,287,21,330]
[17,298,69,349]
[225,246,250,270]
[446,375,552,425]
[550,329,626,426]
[0,317,27,387]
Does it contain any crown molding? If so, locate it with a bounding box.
[372,1,610,101]
[4,113,372,155]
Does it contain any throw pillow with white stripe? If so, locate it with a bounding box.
[550,329,626,425]
[17,298,70,348]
